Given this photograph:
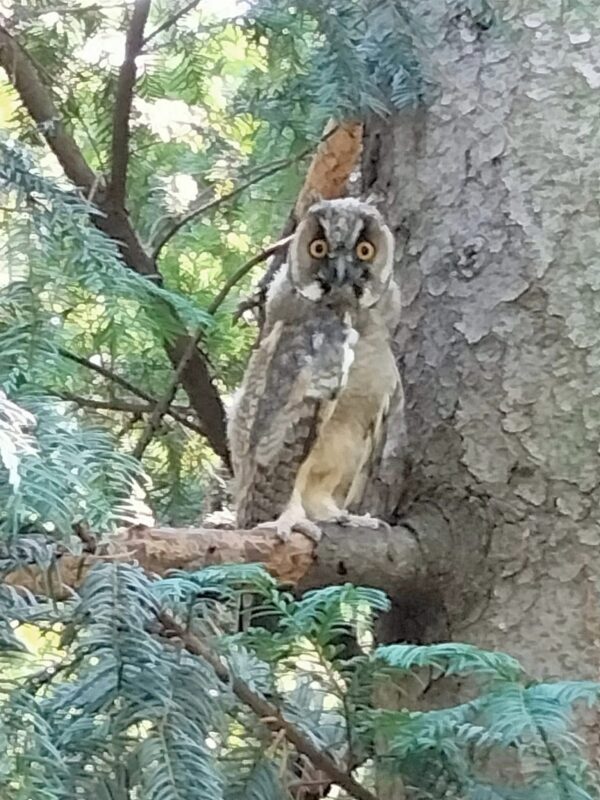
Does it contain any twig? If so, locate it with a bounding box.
[207,234,293,316]
[110,0,151,206]
[53,390,190,418]
[57,348,206,436]
[151,140,329,261]
[159,614,378,800]
[142,0,202,45]
[24,654,83,693]
[55,391,155,415]
[131,235,292,457]
[132,326,206,458]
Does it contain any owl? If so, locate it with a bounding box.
[228,198,402,541]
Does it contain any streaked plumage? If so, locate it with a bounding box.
[228,198,403,540]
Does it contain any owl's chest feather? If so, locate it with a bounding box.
[338,326,398,416]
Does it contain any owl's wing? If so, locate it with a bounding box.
[230,314,354,527]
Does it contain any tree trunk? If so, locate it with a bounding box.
[361,0,600,700]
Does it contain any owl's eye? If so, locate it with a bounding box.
[356,240,376,261]
[309,238,328,259]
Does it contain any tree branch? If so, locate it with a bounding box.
[0,24,98,191]
[0,25,229,462]
[57,348,207,437]
[160,613,378,800]
[5,509,483,649]
[110,0,151,206]
[152,139,334,261]
[5,522,429,604]
[207,234,293,316]
[142,0,201,45]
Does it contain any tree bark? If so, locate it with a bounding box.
[360,0,600,696]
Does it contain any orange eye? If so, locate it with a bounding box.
[308,238,328,259]
[356,240,376,261]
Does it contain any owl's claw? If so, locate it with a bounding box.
[289,519,323,543]
[334,511,391,533]
[253,515,322,544]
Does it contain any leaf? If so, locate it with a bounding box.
[375,642,523,682]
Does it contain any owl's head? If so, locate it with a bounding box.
[288,198,394,308]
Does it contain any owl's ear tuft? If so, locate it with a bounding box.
[297,190,324,219]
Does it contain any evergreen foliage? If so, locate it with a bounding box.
[0,563,598,800]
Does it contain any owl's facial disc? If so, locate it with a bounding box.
[290,199,393,305]
[308,224,377,302]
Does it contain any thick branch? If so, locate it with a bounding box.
[294,119,363,218]
[110,0,151,206]
[0,25,97,191]
[5,523,426,602]
[160,613,378,800]
[5,507,488,643]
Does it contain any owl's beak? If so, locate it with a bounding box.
[332,257,349,286]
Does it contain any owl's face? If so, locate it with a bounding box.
[288,198,394,308]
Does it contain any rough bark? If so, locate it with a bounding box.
[361,1,600,692]
[5,522,424,611]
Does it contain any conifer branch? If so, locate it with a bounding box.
[110,0,151,207]
[0,24,229,463]
[57,348,207,437]
[151,132,339,261]
[159,614,379,800]
[142,0,202,45]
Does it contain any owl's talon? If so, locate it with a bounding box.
[335,511,389,532]
[253,517,322,544]
[291,519,322,543]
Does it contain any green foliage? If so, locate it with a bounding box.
[0,563,597,800]
[0,391,142,542]
[376,642,523,681]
